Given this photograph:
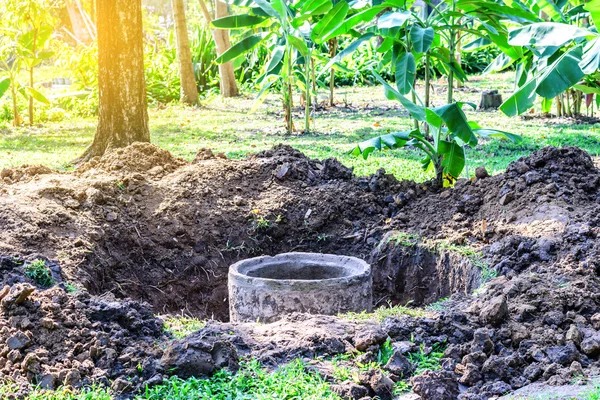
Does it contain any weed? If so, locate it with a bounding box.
[249,209,270,231]
[162,315,206,339]
[408,342,446,375]
[317,234,329,242]
[382,231,420,248]
[426,297,449,312]
[63,282,79,293]
[393,380,412,395]
[331,361,355,382]
[377,338,394,366]
[24,259,54,287]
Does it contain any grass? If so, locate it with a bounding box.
[161,315,206,339]
[0,359,340,400]
[1,72,599,183]
[23,259,54,287]
[341,301,428,322]
[0,384,112,399]
[142,359,340,400]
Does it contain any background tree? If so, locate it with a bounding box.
[78,0,149,161]
[198,0,239,97]
[172,0,199,105]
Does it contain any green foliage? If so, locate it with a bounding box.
[377,338,394,366]
[162,315,206,339]
[382,231,420,248]
[142,359,340,400]
[408,342,446,375]
[0,0,58,125]
[63,282,79,293]
[351,77,521,186]
[426,297,449,312]
[24,259,54,287]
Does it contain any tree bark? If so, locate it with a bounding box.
[77,0,149,161]
[66,0,93,44]
[172,0,199,105]
[198,0,239,97]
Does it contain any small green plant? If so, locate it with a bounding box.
[408,342,446,375]
[377,338,394,366]
[162,315,206,339]
[63,282,79,293]
[352,77,522,187]
[382,231,420,248]
[331,360,355,382]
[427,297,449,312]
[393,380,412,395]
[249,209,270,231]
[24,259,54,287]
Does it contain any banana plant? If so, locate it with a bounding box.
[466,0,599,117]
[324,0,512,112]
[1,0,56,126]
[212,0,350,133]
[0,37,51,127]
[351,73,522,187]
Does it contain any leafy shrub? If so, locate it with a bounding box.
[461,46,502,74]
[190,26,219,94]
[24,259,54,287]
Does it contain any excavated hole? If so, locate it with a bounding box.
[246,263,348,280]
[82,241,484,322]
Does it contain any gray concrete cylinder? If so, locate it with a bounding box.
[228,252,372,323]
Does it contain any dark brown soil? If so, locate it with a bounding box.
[0,143,599,399]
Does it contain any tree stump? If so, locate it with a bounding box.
[479,90,503,110]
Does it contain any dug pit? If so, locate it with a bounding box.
[228,252,372,323]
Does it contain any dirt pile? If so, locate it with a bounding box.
[0,144,599,398]
[76,142,186,175]
[0,143,407,319]
[0,279,164,396]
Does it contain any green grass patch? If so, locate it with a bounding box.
[341,301,428,322]
[2,74,599,183]
[0,384,112,399]
[142,359,340,400]
[162,315,206,339]
[0,359,339,400]
[24,259,54,287]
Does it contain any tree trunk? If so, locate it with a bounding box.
[478,90,503,110]
[172,0,199,105]
[66,0,93,44]
[77,0,149,161]
[198,0,239,97]
[328,38,337,107]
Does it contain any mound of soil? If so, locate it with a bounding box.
[76,142,186,175]
[0,165,54,184]
[0,143,599,399]
[0,279,164,396]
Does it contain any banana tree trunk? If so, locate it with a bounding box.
[198,0,239,97]
[172,0,200,105]
[328,38,337,107]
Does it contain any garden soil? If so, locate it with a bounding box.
[0,143,599,399]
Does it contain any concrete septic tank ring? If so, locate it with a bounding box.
[228,252,372,323]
